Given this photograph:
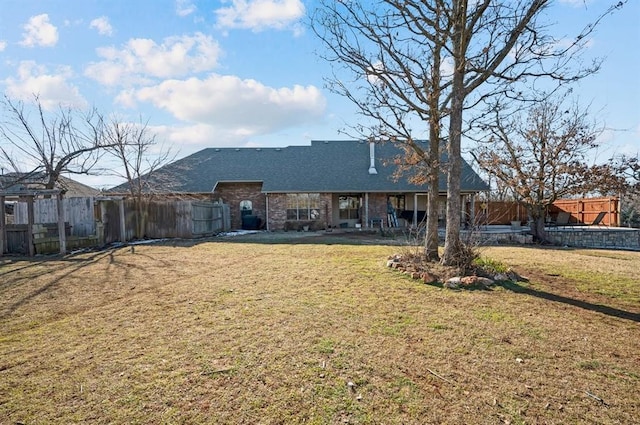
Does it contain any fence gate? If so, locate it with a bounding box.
[191,202,225,236]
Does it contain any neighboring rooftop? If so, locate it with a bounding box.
[0,172,101,197]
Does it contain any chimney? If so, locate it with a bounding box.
[368,141,378,175]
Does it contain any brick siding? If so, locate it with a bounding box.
[267,193,333,231]
[214,182,266,230]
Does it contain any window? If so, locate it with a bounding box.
[388,195,405,211]
[339,196,360,220]
[240,200,252,216]
[286,193,320,221]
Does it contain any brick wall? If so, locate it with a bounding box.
[214,182,266,230]
[367,193,388,227]
[267,193,332,231]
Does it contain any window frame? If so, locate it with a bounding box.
[338,195,360,220]
[286,193,321,221]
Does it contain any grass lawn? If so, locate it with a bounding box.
[1,233,639,424]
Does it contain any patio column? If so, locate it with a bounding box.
[364,193,369,228]
[413,193,418,227]
[470,195,476,226]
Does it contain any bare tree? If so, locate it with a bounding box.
[0,95,107,190]
[104,117,175,238]
[439,0,627,264]
[607,153,640,228]
[473,94,621,241]
[313,1,450,260]
[609,154,640,194]
[314,0,625,266]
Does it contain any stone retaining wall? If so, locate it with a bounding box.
[546,228,640,250]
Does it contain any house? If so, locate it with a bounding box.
[0,172,101,197]
[112,140,489,231]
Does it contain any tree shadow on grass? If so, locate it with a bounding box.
[0,247,153,319]
[495,280,640,323]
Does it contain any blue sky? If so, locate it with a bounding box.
[1,0,638,188]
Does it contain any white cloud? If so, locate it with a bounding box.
[176,0,196,17]
[559,0,593,8]
[0,40,6,51]
[215,0,305,32]
[85,33,221,86]
[90,16,113,36]
[151,123,249,149]
[20,14,59,47]
[3,61,87,109]
[440,56,455,78]
[123,74,326,136]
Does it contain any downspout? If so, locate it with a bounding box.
[265,193,269,231]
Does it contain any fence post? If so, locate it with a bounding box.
[119,198,126,243]
[0,195,5,256]
[57,192,67,255]
[27,196,35,257]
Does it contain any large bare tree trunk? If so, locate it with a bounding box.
[529,205,548,243]
[441,2,466,267]
[442,85,464,266]
[424,131,440,261]
[424,30,444,262]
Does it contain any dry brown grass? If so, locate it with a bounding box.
[1,234,639,424]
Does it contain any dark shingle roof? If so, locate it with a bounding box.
[111,140,488,193]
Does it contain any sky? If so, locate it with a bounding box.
[1,0,638,189]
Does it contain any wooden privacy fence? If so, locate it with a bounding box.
[98,199,230,244]
[470,201,529,226]
[14,196,96,236]
[2,192,92,256]
[549,197,619,226]
[470,197,620,226]
[2,197,230,255]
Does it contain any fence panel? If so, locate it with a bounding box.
[472,201,528,225]
[100,199,124,244]
[14,197,95,236]
[192,202,225,236]
[64,197,95,236]
[98,199,228,242]
[6,225,28,254]
[471,197,619,226]
[550,197,619,226]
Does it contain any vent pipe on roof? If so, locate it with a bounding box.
[368,141,378,175]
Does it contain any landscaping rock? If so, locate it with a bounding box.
[494,273,510,282]
[460,276,495,287]
[422,272,437,284]
[507,270,527,282]
[444,277,461,289]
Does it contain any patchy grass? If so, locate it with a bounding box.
[481,246,640,306]
[0,235,639,424]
